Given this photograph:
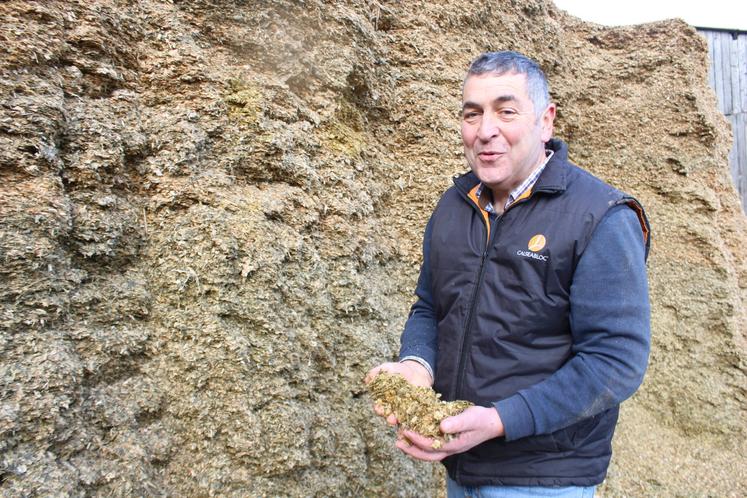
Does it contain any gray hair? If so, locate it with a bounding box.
[466,51,551,117]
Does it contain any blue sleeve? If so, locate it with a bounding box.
[398,217,438,375]
[494,205,651,441]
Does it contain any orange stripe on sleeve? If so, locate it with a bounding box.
[626,201,650,244]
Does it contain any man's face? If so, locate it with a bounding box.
[461,72,555,195]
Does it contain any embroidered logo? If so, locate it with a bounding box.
[517,234,548,262]
[527,234,546,252]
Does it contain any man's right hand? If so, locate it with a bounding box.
[364,360,433,426]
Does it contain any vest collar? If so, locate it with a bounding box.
[532,138,568,194]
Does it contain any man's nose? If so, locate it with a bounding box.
[477,113,501,141]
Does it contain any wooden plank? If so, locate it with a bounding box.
[721,32,733,115]
[712,31,726,114]
[738,112,747,211]
[728,114,738,182]
[739,34,747,113]
[732,112,746,211]
[730,34,742,115]
[705,30,716,90]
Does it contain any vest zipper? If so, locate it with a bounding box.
[450,180,536,482]
[450,192,536,401]
[451,213,499,404]
[451,213,500,483]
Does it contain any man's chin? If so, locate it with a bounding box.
[473,171,507,189]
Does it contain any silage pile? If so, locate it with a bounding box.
[0,1,745,496]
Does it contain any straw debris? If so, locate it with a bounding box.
[1,0,745,496]
[368,372,472,449]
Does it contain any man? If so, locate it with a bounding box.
[366,51,651,497]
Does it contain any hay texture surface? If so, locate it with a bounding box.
[368,372,472,448]
[0,0,745,496]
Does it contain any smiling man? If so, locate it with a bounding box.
[461,70,555,208]
[366,51,652,497]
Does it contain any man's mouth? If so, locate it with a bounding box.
[477,151,504,160]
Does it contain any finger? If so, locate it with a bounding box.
[396,438,447,461]
[440,414,466,435]
[373,403,386,417]
[435,432,470,453]
[399,429,437,450]
[372,404,398,424]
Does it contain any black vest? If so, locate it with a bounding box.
[430,139,649,486]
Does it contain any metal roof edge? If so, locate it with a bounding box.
[694,25,747,36]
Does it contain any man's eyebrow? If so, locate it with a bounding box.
[462,95,518,111]
[493,95,518,104]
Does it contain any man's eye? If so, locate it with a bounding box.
[497,109,519,121]
[463,112,480,120]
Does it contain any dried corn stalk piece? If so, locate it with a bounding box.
[367,372,473,449]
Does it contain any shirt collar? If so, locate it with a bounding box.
[476,149,554,213]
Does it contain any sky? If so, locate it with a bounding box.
[553,0,747,31]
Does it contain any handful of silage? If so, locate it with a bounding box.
[367,372,473,449]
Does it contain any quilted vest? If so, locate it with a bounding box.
[430,139,649,486]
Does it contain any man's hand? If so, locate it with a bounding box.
[364,360,433,426]
[395,405,505,461]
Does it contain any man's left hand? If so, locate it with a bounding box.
[395,405,505,461]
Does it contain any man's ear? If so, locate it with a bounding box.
[540,103,556,142]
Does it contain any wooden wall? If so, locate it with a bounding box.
[699,28,747,212]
